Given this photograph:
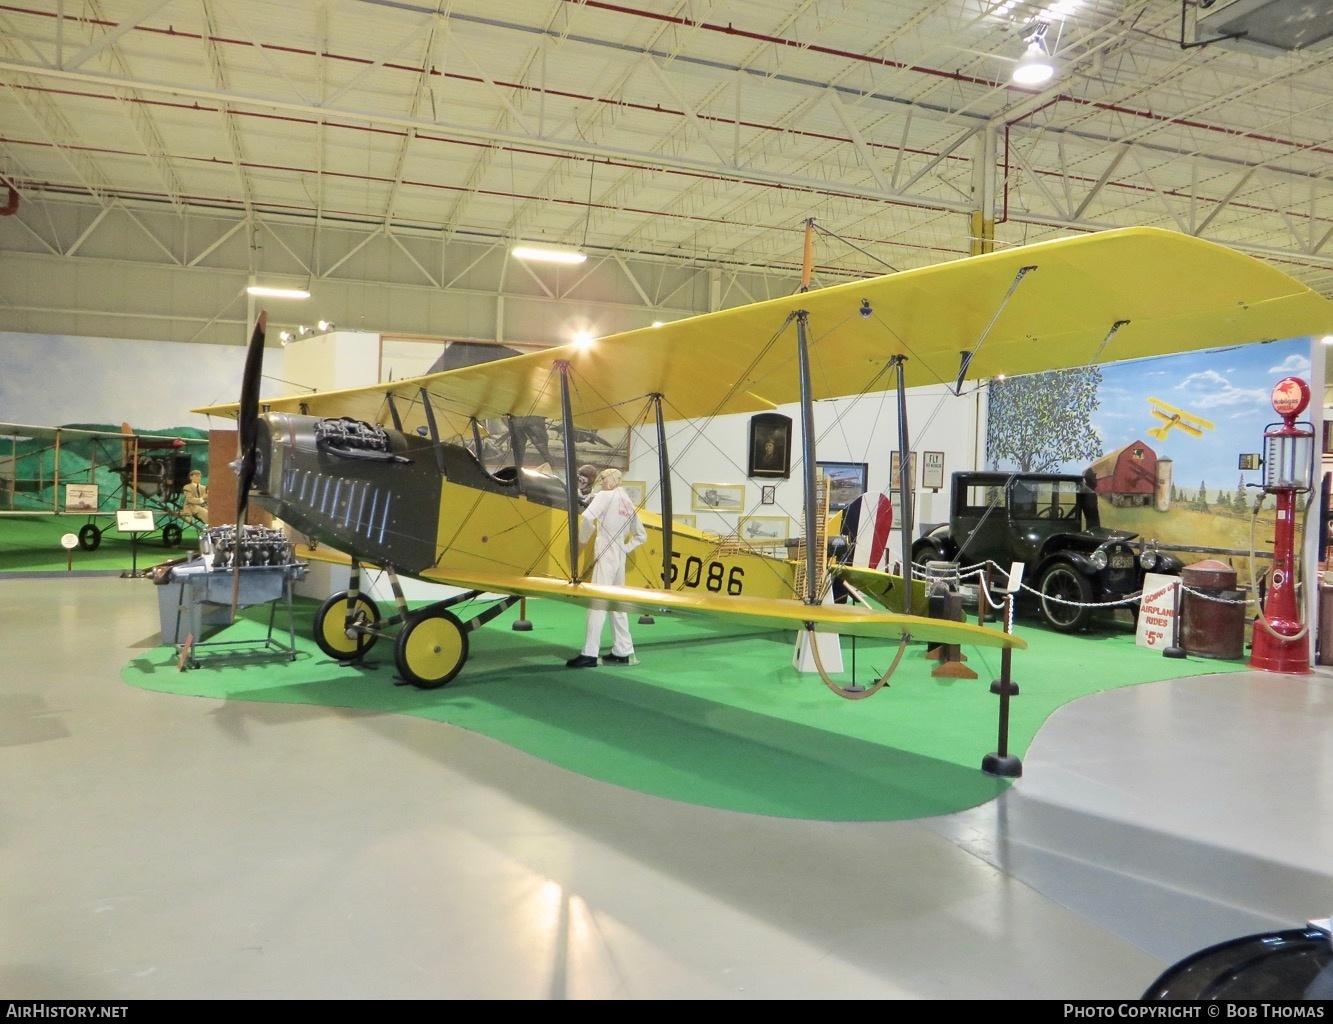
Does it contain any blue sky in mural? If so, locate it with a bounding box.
[1070,336,1313,496]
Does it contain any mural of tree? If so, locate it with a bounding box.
[985,367,1103,472]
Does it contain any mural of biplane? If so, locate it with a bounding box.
[1147,397,1216,441]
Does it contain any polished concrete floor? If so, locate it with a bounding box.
[3,575,1332,1000]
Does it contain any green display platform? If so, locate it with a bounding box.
[1,514,198,574]
[120,593,1245,821]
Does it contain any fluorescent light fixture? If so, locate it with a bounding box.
[246,285,311,299]
[1012,41,1055,85]
[512,245,587,265]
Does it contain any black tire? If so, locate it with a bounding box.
[1038,563,1094,632]
[78,523,102,551]
[313,591,381,661]
[394,608,468,689]
[911,540,947,574]
[162,522,183,547]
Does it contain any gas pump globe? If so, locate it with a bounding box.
[1250,376,1315,673]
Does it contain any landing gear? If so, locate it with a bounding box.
[311,561,517,687]
[394,607,468,689]
[313,591,382,661]
[78,523,102,551]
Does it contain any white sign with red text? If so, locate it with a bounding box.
[1135,572,1179,651]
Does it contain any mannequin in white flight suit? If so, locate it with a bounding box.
[566,467,647,668]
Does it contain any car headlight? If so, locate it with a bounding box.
[1090,548,1108,570]
[1140,550,1158,570]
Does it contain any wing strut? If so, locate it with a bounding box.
[953,265,1035,395]
[556,360,582,582]
[892,355,914,614]
[469,417,486,466]
[651,393,674,591]
[794,310,820,606]
[417,387,446,474]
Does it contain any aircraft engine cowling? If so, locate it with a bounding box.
[252,413,442,572]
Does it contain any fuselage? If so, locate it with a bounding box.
[251,412,801,601]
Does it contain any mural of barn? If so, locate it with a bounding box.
[1089,440,1164,509]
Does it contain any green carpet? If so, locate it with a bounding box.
[0,514,197,574]
[119,593,1246,821]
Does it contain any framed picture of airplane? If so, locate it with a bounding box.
[738,515,788,545]
[818,462,867,511]
[673,514,696,528]
[690,483,744,511]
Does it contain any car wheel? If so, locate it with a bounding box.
[1038,562,1094,632]
[911,540,947,574]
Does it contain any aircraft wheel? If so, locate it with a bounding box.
[1038,563,1093,632]
[313,591,381,661]
[394,608,468,689]
[78,523,102,551]
[162,523,183,547]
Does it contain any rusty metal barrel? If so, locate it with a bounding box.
[1180,559,1246,660]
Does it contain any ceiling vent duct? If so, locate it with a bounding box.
[1194,0,1333,55]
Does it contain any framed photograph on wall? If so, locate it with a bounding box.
[761,485,776,505]
[738,515,788,545]
[621,480,646,507]
[747,412,792,479]
[890,451,917,492]
[690,482,745,511]
[673,514,697,528]
[817,461,867,511]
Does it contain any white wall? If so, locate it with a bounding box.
[625,384,985,570]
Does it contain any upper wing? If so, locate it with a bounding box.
[0,422,206,446]
[194,227,1333,434]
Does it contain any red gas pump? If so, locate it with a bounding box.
[1249,376,1315,674]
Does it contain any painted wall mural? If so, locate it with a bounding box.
[986,337,1315,589]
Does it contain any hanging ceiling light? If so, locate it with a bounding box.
[1012,23,1055,87]
[511,244,587,265]
[246,285,311,299]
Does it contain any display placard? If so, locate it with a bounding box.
[1135,573,1179,652]
[116,509,155,533]
[922,451,945,490]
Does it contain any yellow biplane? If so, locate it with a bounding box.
[195,227,1333,695]
[1147,397,1217,441]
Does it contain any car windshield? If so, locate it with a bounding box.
[1011,479,1080,520]
[955,478,1083,519]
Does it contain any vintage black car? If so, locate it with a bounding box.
[911,471,1183,632]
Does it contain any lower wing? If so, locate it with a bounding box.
[419,567,1025,651]
[293,544,1023,650]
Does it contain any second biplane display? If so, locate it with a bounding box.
[197,227,1333,693]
